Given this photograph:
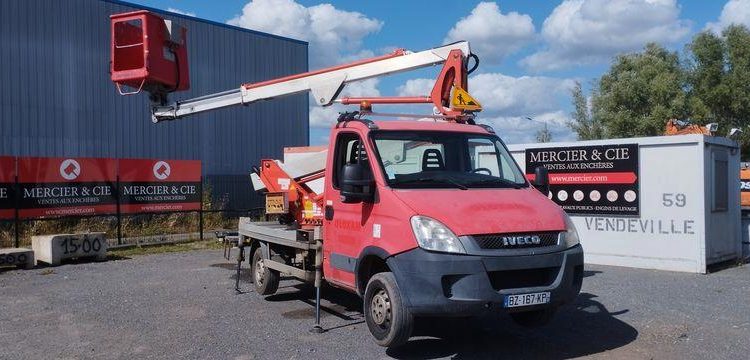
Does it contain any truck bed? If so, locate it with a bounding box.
[237,218,320,282]
[238,219,317,250]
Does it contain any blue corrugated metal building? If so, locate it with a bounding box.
[0,0,309,209]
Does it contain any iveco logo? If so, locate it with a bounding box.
[502,235,541,246]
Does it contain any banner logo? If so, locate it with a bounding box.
[153,161,171,180]
[59,159,81,180]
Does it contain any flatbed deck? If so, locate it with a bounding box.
[237,218,321,283]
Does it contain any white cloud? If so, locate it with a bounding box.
[397,73,575,116]
[309,106,339,129]
[309,79,380,128]
[167,7,196,17]
[521,0,691,72]
[393,73,576,143]
[473,74,577,143]
[227,0,382,67]
[705,0,750,34]
[444,2,535,64]
[471,73,576,116]
[396,78,435,97]
[482,111,576,144]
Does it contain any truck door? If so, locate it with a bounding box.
[323,131,374,290]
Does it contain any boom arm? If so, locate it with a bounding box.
[149,42,472,122]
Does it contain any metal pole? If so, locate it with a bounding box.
[116,174,122,245]
[199,176,204,241]
[13,174,19,248]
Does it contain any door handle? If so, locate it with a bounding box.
[325,205,334,220]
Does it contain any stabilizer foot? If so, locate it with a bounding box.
[310,325,325,334]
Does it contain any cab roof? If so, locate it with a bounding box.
[339,119,493,135]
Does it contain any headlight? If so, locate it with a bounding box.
[562,213,580,248]
[410,216,466,254]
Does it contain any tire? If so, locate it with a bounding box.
[364,272,413,347]
[251,247,280,296]
[510,308,556,327]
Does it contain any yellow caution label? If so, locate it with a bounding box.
[451,86,482,111]
[303,199,314,219]
[265,192,288,214]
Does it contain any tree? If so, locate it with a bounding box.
[567,81,604,140]
[535,125,552,143]
[569,26,750,154]
[593,43,690,138]
[688,25,750,153]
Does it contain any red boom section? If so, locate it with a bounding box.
[258,159,325,227]
[431,49,469,118]
[110,11,189,95]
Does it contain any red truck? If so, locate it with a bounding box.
[110,11,584,347]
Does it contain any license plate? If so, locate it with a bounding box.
[503,292,550,308]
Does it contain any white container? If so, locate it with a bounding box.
[509,134,741,273]
[32,233,107,266]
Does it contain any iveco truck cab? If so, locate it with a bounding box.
[311,118,584,346]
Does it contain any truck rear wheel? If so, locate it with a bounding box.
[251,247,279,296]
[364,272,413,347]
[510,308,556,327]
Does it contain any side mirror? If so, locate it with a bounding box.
[340,163,375,203]
[532,166,549,194]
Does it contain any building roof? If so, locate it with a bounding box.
[104,0,308,46]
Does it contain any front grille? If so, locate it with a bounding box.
[489,267,559,290]
[473,231,560,249]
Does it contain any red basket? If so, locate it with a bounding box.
[110,11,189,95]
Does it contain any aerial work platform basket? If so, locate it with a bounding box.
[110,10,189,98]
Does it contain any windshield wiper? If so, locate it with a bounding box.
[394,177,468,190]
[466,178,523,189]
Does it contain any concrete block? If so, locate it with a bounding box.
[0,248,34,269]
[31,233,107,266]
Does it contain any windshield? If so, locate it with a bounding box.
[371,131,528,189]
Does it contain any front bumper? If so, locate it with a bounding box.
[386,244,584,316]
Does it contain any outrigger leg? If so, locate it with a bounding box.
[311,237,324,333]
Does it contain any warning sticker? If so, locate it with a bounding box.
[451,86,482,111]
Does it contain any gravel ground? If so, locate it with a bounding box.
[0,250,748,359]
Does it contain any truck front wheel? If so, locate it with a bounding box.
[364,272,413,347]
[251,247,279,296]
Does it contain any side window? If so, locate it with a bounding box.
[467,137,525,183]
[468,138,501,176]
[500,156,515,179]
[332,133,368,189]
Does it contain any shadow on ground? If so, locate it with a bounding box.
[1,256,130,273]
[387,292,637,359]
[213,261,637,359]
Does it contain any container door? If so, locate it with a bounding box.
[707,147,740,262]
[323,132,374,290]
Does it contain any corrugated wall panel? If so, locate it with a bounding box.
[0,0,309,209]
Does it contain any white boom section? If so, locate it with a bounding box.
[150,42,471,122]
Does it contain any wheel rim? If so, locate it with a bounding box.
[254,258,265,286]
[370,288,391,327]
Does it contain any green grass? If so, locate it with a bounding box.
[108,240,224,258]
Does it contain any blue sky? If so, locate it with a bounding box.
[127,0,749,145]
